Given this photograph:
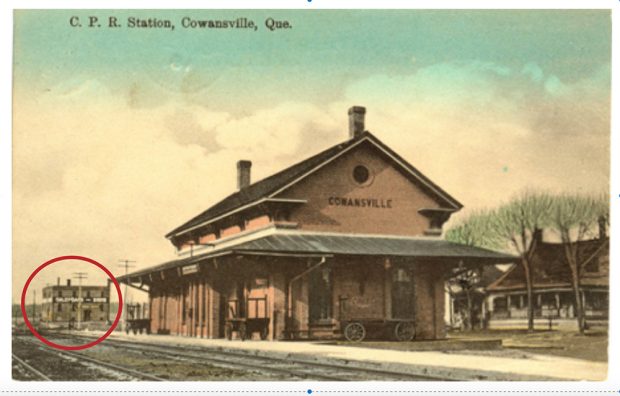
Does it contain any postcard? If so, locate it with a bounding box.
[10,8,611,386]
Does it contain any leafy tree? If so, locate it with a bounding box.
[549,193,609,334]
[445,210,498,330]
[445,265,482,330]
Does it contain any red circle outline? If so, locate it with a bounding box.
[20,255,123,350]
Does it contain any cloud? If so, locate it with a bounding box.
[12,60,610,301]
[337,61,609,210]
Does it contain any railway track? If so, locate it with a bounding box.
[56,333,451,381]
[12,353,52,381]
[13,336,165,381]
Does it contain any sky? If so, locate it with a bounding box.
[13,10,611,303]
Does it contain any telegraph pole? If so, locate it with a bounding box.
[72,272,88,330]
[118,259,136,331]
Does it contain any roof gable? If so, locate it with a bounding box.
[166,132,463,239]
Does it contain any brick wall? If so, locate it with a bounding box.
[280,142,442,237]
[412,262,446,340]
[333,258,386,323]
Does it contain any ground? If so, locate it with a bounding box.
[335,329,608,362]
[449,329,608,362]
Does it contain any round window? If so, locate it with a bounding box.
[352,165,370,185]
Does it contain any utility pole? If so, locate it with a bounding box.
[72,272,88,330]
[118,259,136,331]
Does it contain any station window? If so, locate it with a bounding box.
[393,268,411,283]
[352,165,370,185]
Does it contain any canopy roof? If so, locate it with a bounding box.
[119,232,517,283]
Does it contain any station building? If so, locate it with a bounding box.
[118,106,514,340]
[41,279,110,324]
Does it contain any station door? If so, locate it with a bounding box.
[391,267,415,319]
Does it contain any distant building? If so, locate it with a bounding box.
[486,229,609,330]
[41,278,110,325]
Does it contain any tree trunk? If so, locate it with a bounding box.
[523,259,534,332]
[571,272,585,334]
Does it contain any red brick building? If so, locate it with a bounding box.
[118,106,514,340]
[41,279,110,325]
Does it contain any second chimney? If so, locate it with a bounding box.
[66,279,71,287]
[348,106,366,139]
[237,160,252,190]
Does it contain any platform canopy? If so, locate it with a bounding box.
[118,232,517,285]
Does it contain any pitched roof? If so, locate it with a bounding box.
[487,238,609,291]
[166,131,463,239]
[119,232,517,282]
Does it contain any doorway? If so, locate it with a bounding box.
[391,266,415,319]
[309,267,332,323]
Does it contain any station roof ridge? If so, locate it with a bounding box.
[166,131,463,240]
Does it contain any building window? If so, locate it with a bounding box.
[352,165,370,185]
[57,303,62,312]
[86,291,91,298]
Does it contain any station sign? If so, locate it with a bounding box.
[45,297,109,303]
[328,196,393,209]
[182,264,200,275]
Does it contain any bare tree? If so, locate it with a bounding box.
[446,194,552,331]
[490,191,552,331]
[549,193,609,334]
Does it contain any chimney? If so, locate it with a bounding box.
[57,277,60,286]
[66,279,71,287]
[237,160,252,190]
[348,106,366,139]
[598,216,607,239]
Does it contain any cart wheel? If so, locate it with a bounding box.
[394,321,415,341]
[260,325,269,340]
[225,323,233,340]
[139,327,143,335]
[344,322,366,342]
[238,322,247,341]
[132,327,138,335]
